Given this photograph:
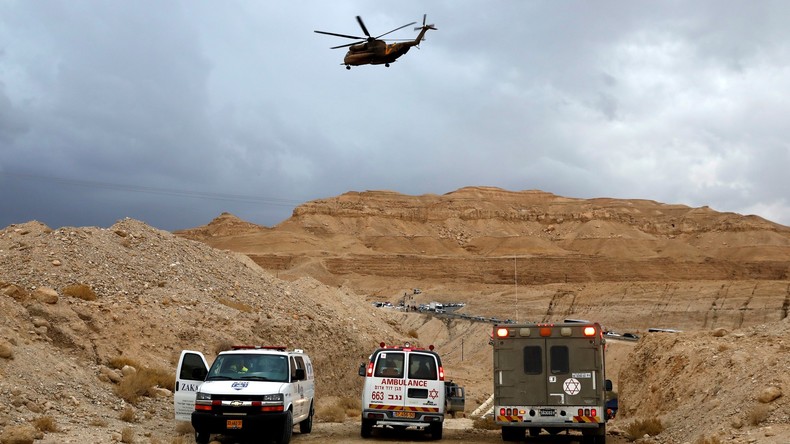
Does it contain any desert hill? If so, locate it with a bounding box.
[177,187,790,334]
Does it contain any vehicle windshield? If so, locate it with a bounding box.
[207,354,289,382]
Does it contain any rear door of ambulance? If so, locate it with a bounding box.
[404,352,443,416]
[366,350,407,413]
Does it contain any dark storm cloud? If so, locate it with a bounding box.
[1,0,790,230]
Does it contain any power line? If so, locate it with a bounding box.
[0,171,304,207]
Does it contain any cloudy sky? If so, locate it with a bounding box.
[2,1,789,231]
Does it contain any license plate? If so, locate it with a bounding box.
[539,408,556,417]
[393,411,416,418]
[226,419,243,429]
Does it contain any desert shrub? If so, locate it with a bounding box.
[317,404,345,423]
[218,297,253,313]
[120,426,135,443]
[624,417,664,441]
[115,366,174,404]
[175,421,194,435]
[472,416,499,430]
[317,396,360,422]
[694,435,722,444]
[748,403,770,426]
[90,417,109,427]
[407,328,419,338]
[32,415,58,432]
[62,283,97,301]
[108,356,141,370]
[170,435,191,444]
[119,406,136,422]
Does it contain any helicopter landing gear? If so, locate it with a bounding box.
[346,65,351,70]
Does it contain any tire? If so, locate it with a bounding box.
[429,422,443,440]
[501,425,523,441]
[276,410,293,444]
[299,403,314,434]
[360,418,373,438]
[528,427,541,437]
[194,430,210,444]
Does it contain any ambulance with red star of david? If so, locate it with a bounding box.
[492,322,613,443]
[358,342,445,440]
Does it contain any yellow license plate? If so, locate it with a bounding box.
[393,411,415,418]
[226,419,243,429]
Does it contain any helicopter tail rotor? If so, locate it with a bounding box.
[414,14,437,32]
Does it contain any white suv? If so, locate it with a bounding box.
[358,342,445,439]
[175,346,315,444]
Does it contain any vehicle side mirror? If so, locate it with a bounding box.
[605,379,613,391]
[294,368,306,381]
[192,367,207,381]
[358,363,366,377]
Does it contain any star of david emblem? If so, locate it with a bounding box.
[429,388,439,399]
[563,378,581,395]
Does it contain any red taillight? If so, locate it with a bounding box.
[438,366,445,381]
[583,326,596,336]
[261,405,284,412]
[366,361,374,377]
[540,327,552,337]
[499,408,506,416]
[496,327,509,338]
[195,404,212,411]
[591,408,597,417]
[578,408,584,416]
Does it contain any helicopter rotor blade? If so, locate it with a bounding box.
[330,40,366,50]
[375,21,417,39]
[356,16,371,38]
[314,30,367,40]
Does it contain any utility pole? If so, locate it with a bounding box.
[514,256,518,323]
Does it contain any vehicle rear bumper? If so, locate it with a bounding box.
[362,408,444,427]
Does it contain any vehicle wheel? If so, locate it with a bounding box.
[299,403,314,434]
[194,430,210,444]
[429,422,443,440]
[276,410,293,444]
[528,427,541,437]
[501,425,523,441]
[360,418,374,438]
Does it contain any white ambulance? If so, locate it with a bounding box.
[358,342,445,440]
[174,345,315,444]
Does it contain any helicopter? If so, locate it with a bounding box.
[315,14,437,69]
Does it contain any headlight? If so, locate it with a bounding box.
[262,393,283,402]
[196,392,212,401]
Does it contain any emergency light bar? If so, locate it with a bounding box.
[493,324,599,338]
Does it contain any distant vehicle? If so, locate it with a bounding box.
[604,331,621,339]
[358,342,445,439]
[175,346,315,444]
[564,319,591,324]
[413,288,422,294]
[622,333,640,340]
[492,322,611,443]
[444,381,465,418]
[647,328,682,333]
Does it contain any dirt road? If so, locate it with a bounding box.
[207,419,630,444]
